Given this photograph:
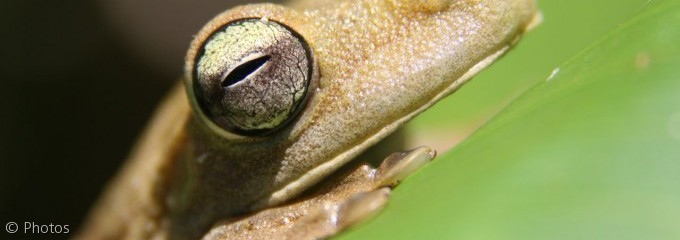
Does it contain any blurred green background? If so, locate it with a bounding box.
[1,0,678,239]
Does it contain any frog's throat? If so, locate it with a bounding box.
[255,44,511,209]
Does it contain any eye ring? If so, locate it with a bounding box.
[190,18,316,137]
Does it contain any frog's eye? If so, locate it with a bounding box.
[192,18,315,136]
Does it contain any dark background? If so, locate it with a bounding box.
[0,0,281,238]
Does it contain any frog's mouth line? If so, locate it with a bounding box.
[255,45,511,209]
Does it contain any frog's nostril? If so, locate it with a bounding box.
[222,55,271,88]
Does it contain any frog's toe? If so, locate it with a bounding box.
[285,188,390,240]
[374,146,436,187]
[333,187,391,230]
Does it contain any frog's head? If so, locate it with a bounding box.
[181,0,538,220]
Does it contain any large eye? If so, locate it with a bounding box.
[192,18,315,136]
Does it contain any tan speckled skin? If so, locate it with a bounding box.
[78,0,538,239]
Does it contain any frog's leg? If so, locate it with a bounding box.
[203,146,435,240]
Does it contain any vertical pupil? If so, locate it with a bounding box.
[221,55,272,88]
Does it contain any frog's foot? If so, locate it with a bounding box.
[285,146,436,239]
[283,187,391,240]
[283,146,435,239]
[202,146,435,240]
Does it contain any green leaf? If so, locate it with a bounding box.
[339,0,680,239]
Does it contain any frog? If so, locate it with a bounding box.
[77,0,540,239]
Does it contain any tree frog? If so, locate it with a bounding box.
[78,0,539,239]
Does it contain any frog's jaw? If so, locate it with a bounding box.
[256,44,510,209]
